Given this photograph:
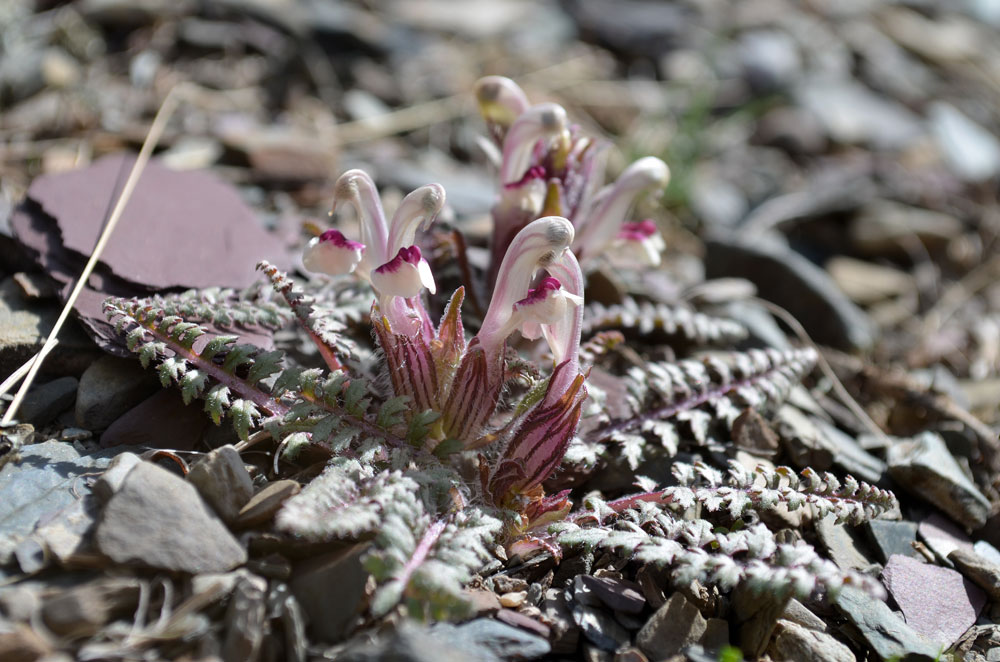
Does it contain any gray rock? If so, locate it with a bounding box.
[731,584,788,658]
[739,30,802,92]
[775,405,833,471]
[771,619,856,662]
[572,603,631,651]
[75,355,159,430]
[690,175,748,228]
[577,575,645,614]
[812,418,886,484]
[636,592,707,660]
[541,588,579,654]
[443,619,551,660]
[95,461,247,573]
[222,573,268,662]
[705,236,877,350]
[816,515,879,573]
[700,617,730,652]
[780,599,827,632]
[947,548,1000,601]
[882,554,985,649]
[887,431,991,530]
[974,541,1000,568]
[850,201,964,256]
[795,77,923,149]
[18,376,77,426]
[929,102,1000,181]
[338,622,493,662]
[290,545,369,643]
[865,520,919,564]
[833,586,939,661]
[918,512,974,560]
[238,479,300,528]
[187,445,254,524]
[0,440,119,564]
[93,452,142,502]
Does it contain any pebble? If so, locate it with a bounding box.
[18,376,77,426]
[918,512,974,560]
[882,553,985,649]
[290,544,369,643]
[833,586,939,662]
[738,30,801,92]
[95,460,247,573]
[573,603,631,652]
[93,451,141,502]
[770,619,856,662]
[41,577,141,638]
[864,519,919,564]
[928,102,1000,181]
[947,548,1000,601]
[541,588,579,655]
[499,591,526,608]
[705,236,877,351]
[578,575,646,615]
[76,355,159,430]
[815,515,879,573]
[636,592,706,660]
[222,572,268,662]
[495,608,550,640]
[237,479,301,528]
[850,200,964,256]
[187,445,255,525]
[100,389,210,450]
[887,431,991,530]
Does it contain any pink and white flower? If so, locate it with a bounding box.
[302,229,366,275]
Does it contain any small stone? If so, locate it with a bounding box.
[100,389,210,450]
[40,48,81,88]
[738,30,801,92]
[493,575,529,594]
[850,201,964,256]
[834,586,938,661]
[948,548,1000,601]
[495,609,550,640]
[76,355,159,430]
[93,452,142,502]
[41,577,141,638]
[465,588,501,615]
[237,480,301,528]
[573,603,631,651]
[865,520,919,564]
[614,647,648,662]
[887,431,991,530]
[770,619,855,662]
[222,573,268,662]
[732,408,780,457]
[578,575,645,614]
[187,445,254,525]
[815,515,879,573]
[826,256,914,305]
[929,102,1000,181]
[541,588,579,655]
[499,591,526,609]
[882,554,985,649]
[18,376,77,426]
[446,619,551,660]
[974,541,1000,568]
[290,544,368,643]
[731,584,788,658]
[918,512,974,559]
[699,618,730,652]
[95,461,247,573]
[811,418,886,484]
[635,565,667,609]
[636,592,707,660]
[779,599,827,632]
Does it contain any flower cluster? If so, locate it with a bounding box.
[474,76,671,278]
[304,170,586,513]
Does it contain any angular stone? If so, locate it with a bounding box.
[918,512,974,560]
[731,584,788,658]
[578,575,645,614]
[439,619,551,661]
[882,554,985,649]
[290,544,368,643]
[949,548,1000,601]
[573,603,631,651]
[93,452,142,502]
[95,461,246,573]
[75,355,158,430]
[771,619,855,662]
[541,588,579,655]
[834,587,938,661]
[850,201,964,256]
[887,431,990,530]
[495,609,550,640]
[700,618,730,652]
[222,573,268,662]
[237,479,301,528]
[636,592,707,660]
[187,445,254,524]
[100,389,210,450]
[865,520,919,564]
[18,376,77,426]
[816,515,879,573]
[780,599,827,632]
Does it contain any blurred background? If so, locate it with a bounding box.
[2,0,999,424]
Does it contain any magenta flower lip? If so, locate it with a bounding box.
[515,277,562,308]
[375,245,423,274]
[618,220,658,241]
[503,165,547,191]
[319,229,366,251]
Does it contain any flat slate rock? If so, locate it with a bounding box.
[0,440,121,565]
[881,554,985,649]
[833,587,939,662]
[95,460,246,573]
[577,575,646,614]
[865,519,919,563]
[887,431,991,530]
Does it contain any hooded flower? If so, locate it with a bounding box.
[476,76,670,276]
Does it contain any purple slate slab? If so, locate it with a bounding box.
[918,512,974,560]
[881,554,985,649]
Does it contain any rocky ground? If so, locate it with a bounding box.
[2,0,1000,661]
